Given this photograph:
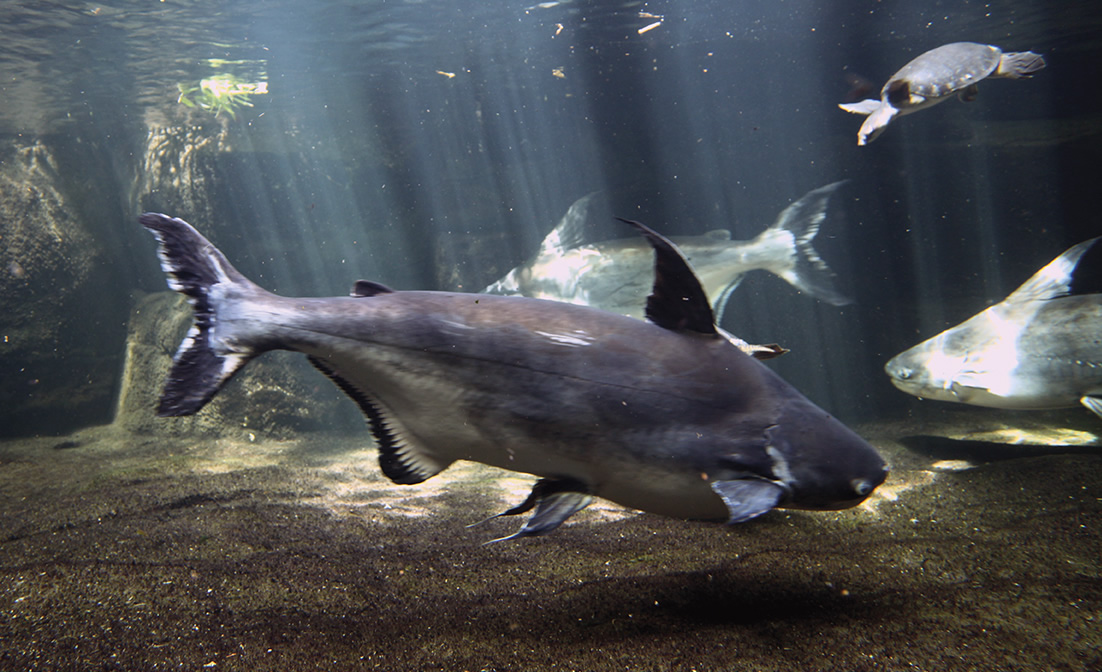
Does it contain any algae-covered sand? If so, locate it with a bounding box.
[0,412,1099,671]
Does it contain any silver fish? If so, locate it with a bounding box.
[141,213,886,541]
[886,237,1102,419]
[484,182,852,324]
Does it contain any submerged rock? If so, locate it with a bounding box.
[0,138,121,437]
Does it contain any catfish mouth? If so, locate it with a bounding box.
[782,483,885,511]
[888,376,923,397]
[764,405,890,512]
[783,461,889,512]
[845,467,890,508]
[885,362,938,400]
[884,357,919,389]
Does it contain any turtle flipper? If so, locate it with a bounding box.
[839,100,897,145]
[838,99,881,115]
[958,83,980,103]
[857,103,897,146]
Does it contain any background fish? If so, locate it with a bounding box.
[483,182,852,323]
[886,237,1102,418]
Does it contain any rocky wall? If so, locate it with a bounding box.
[0,138,120,436]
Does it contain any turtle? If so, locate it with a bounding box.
[839,42,1045,145]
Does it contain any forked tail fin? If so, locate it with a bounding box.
[768,181,852,306]
[139,213,260,417]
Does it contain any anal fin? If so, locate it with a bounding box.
[308,355,445,484]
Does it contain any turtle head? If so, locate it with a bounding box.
[885,79,911,107]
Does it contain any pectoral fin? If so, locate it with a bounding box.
[717,327,788,360]
[710,479,784,524]
[480,478,593,543]
[1081,396,1102,419]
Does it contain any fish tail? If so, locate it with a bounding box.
[139,213,263,417]
[768,181,852,306]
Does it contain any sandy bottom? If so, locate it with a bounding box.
[1,409,1099,671]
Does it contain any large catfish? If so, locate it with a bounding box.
[141,213,886,542]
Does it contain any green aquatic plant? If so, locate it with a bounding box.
[177,74,267,119]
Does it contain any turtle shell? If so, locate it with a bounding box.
[883,42,1002,108]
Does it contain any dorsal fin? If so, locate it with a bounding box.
[615,217,718,336]
[351,280,395,297]
[536,192,599,256]
[1005,237,1102,304]
[1068,237,1102,296]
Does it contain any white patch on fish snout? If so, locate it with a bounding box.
[950,306,1031,398]
[922,345,968,394]
[765,444,794,487]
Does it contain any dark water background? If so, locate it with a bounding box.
[0,0,1099,436]
[1,4,1100,670]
